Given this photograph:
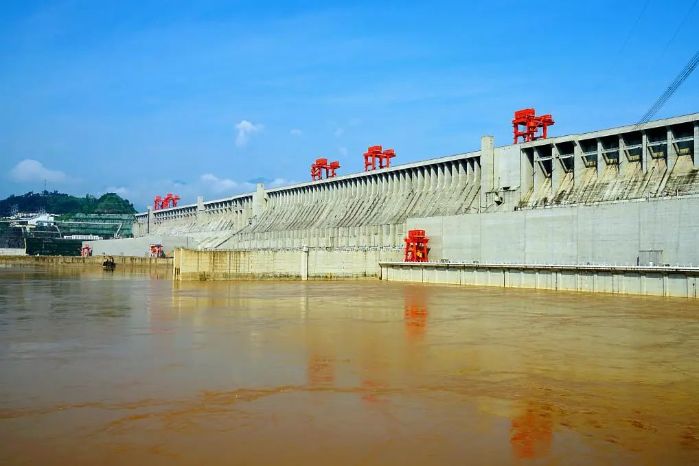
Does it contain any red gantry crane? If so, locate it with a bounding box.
[512,109,555,144]
[310,158,341,181]
[309,145,396,181]
[363,145,396,171]
[153,193,181,210]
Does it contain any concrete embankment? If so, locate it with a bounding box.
[0,255,172,269]
[380,262,699,298]
[173,248,699,297]
[0,248,25,256]
[173,247,401,280]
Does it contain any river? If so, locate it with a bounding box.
[0,266,697,465]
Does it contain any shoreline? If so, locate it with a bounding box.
[0,255,173,269]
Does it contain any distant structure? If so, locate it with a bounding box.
[153,193,181,210]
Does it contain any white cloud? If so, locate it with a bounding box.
[333,127,344,137]
[200,173,247,193]
[235,120,263,147]
[199,174,294,194]
[116,175,298,213]
[104,186,130,197]
[267,178,294,188]
[290,128,303,136]
[10,159,67,183]
[338,146,348,156]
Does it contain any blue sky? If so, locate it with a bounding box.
[1,0,697,210]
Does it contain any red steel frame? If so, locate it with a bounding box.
[512,108,555,144]
[363,145,396,171]
[153,193,181,210]
[311,158,341,181]
[404,229,430,262]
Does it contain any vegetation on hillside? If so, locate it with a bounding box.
[0,191,136,216]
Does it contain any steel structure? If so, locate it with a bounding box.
[311,158,340,181]
[364,145,396,171]
[513,108,555,143]
[153,193,181,210]
[404,229,429,262]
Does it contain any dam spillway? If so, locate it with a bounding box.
[129,112,699,277]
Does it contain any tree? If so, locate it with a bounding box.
[0,191,137,216]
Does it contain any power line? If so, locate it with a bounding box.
[637,50,699,125]
[657,0,698,61]
[618,0,650,56]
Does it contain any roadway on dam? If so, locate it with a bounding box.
[0,266,698,465]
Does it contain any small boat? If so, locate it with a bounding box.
[102,257,116,271]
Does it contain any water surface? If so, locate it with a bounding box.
[0,266,697,465]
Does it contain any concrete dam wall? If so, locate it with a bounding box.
[409,196,699,267]
[173,247,401,281]
[135,113,699,268]
[135,152,482,250]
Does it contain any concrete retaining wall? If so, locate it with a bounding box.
[0,255,172,268]
[174,247,402,280]
[380,262,699,298]
[0,248,25,256]
[409,196,699,267]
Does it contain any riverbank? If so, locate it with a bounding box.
[0,254,172,269]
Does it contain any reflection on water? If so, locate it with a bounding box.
[308,355,335,386]
[510,401,553,459]
[404,286,428,341]
[0,266,698,465]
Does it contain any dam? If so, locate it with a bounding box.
[116,113,699,289]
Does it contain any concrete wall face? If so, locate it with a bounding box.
[0,255,171,269]
[0,248,26,256]
[174,248,402,280]
[135,156,482,250]
[409,196,699,267]
[381,263,699,298]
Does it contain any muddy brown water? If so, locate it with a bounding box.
[0,265,698,465]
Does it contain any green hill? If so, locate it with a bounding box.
[0,191,136,216]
